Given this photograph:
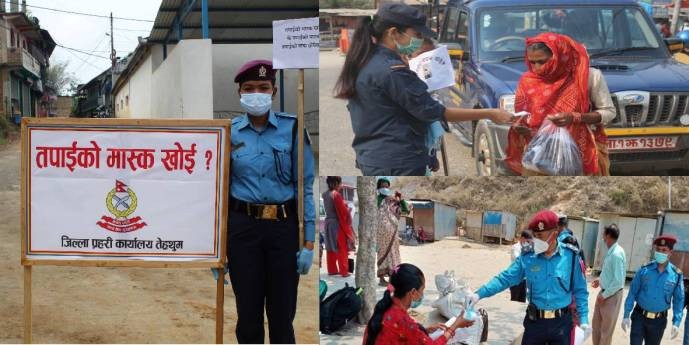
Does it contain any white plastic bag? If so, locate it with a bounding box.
[522,119,583,175]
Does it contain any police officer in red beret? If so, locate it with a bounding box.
[468,209,590,344]
[622,235,684,344]
[224,59,316,343]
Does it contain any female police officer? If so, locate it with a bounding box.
[334,3,514,176]
[227,59,315,343]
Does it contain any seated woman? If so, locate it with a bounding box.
[505,33,615,176]
[363,263,474,345]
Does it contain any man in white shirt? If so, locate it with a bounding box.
[591,224,627,345]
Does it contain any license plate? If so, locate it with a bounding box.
[608,136,678,152]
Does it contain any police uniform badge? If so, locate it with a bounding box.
[538,222,545,231]
[259,65,267,78]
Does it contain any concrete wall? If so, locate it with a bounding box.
[55,96,72,117]
[115,52,153,118]
[150,39,214,119]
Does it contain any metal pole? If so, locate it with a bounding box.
[110,12,116,118]
[201,0,209,39]
[671,0,682,34]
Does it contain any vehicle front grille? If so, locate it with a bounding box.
[610,93,689,127]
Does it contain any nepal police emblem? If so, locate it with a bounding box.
[96,180,148,233]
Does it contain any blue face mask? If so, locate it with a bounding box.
[654,251,669,264]
[378,188,392,196]
[396,32,423,56]
[410,291,424,309]
[240,92,272,116]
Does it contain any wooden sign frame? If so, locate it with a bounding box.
[20,118,230,343]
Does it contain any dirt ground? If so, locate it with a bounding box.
[0,141,318,344]
[320,237,685,345]
[318,50,476,177]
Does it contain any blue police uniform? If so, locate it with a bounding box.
[230,110,316,240]
[227,58,316,344]
[477,243,589,344]
[558,228,586,264]
[348,46,446,176]
[624,261,685,345]
[229,110,315,344]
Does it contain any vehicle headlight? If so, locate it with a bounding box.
[499,94,516,114]
[680,114,689,126]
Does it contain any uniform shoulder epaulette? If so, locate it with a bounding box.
[673,265,683,276]
[231,116,243,125]
[390,64,408,70]
[562,243,580,253]
[275,112,296,119]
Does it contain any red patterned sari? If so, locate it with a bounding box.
[505,33,607,176]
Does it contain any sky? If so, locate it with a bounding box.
[24,0,163,84]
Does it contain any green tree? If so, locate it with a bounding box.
[45,61,78,96]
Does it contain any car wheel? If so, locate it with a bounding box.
[474,121,496,176]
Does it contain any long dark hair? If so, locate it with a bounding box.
[334,16,409,99]
[326,176,342,191]
[365,263,424,345]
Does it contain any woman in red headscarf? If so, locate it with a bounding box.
[505,33,615,176]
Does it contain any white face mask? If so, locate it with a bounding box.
[533,232,554,255]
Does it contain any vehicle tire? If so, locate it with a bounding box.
[474,120,497,176]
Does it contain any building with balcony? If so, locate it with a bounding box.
[0,2,55,123]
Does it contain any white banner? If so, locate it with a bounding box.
[25,123,227,261]
[272,17,319,69]
[408,46,456,92]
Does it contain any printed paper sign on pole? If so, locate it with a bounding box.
[272,17,319,69]
[22,119,229,264]
[408,45,455,92]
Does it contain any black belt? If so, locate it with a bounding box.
[230,198,295,220]
[634,306,667,319]
[526,304,570,320]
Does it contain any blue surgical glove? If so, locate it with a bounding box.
[296,248,314,275]
[210,263,229,285]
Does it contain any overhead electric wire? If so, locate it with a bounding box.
[3,0,155,22]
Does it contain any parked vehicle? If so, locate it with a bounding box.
[438,0,689,175]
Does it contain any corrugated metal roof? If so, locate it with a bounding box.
[149,0,318,44]
[319,9,377,17]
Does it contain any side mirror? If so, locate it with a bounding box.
[665,38,684,54]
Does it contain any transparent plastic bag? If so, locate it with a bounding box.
[522,119,583,175]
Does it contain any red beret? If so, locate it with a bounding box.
[234,59,276,84]
[654,235,677,249]
[527,210,560,232]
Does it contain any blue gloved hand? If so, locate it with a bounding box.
[296,248,314,275]
[210,263,229,285]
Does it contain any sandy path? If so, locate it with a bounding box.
[320,237,685,345]
[0,141,318,344]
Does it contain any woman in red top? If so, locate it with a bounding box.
[505,32,611,176]
[322,176,355,276]
[363,263,474,345]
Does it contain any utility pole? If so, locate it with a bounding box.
[110,12,116,118]
[671,0,682,34]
